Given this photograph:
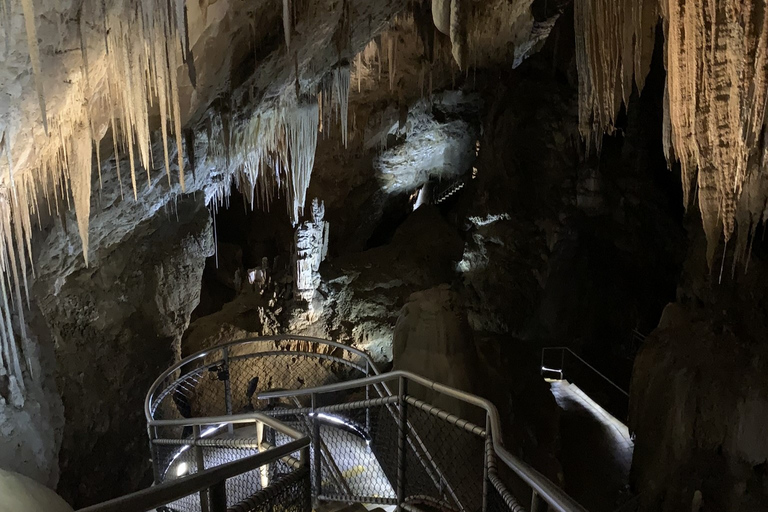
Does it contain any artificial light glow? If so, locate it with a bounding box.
[175,462,189,477]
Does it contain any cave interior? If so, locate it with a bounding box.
[1,1,768,511]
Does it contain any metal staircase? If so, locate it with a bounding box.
[79,336,588,512]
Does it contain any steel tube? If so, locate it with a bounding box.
[397,377,408,512]
[146,335,381,420]
[482,414,490,512]
[209,480,227,512]
[403,395,486,436]
[149,411,305,441]
[77,438,309,512]
[311,393,321,504]
[260,370,589,512]
[192,425,209,512]
[223,347,234,435]
[541,347,628,397]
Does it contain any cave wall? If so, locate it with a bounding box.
[35,195,213,506]
[630,212,768,512]
[0,303,64,489]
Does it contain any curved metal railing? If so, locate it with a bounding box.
[137,336,587,512]
[146,335,381,423]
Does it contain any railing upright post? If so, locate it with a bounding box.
[193,425,210,512]
[397,376,408,512]
[209,480,227,512]
[311,393,322,505]
[482,414,491,512]
[148,425,161,485]
[560,348,565,380]
[223,347,234,435]
[530,490,547,512]
[300,445,312,512]
[365,360,371,432]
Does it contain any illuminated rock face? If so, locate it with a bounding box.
[0,468,73,512]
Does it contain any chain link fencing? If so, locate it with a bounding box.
[142,338,587,512]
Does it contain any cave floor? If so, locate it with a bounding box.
[550,381,634,512]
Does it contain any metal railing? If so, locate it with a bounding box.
[259,370,588,512]
[80,412,311,512]
[145,336,377,425]
[540,346,629,421]
[84,337,589,512]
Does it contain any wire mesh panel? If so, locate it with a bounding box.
[148,337,369,424]
[229,467,311,512]
[143,340,586,512]
[401,404,485,512]
[152,420,308,510]
[314,404,397,501]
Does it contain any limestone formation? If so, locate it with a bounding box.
[293,199,329,304]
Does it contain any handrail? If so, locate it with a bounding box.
[149,411,307,440]
[145,335,382,421]
[258,370,589,512]
[77,437,310,512]
[541,346,628,398]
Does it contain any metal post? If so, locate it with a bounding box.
[482,414,491,512]
[560,348,565,380]
[209,480,227,512]
[530,490,546,512]
[193,425,210,512]
[301,446,313,512]
[397,376,408,512]
[256,420,269,488]
[311,393,322,506]
[365,361,371,432]
[223,347,234,435]
[148,425,161,484]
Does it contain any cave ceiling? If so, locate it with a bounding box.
[1,0,768,386]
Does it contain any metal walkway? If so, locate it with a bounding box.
[541,347,635,512]
[79,336,590,512]
[551,381,633,512]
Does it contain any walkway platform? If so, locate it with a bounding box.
[549,380,634,512]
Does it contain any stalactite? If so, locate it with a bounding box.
[573,0,768,266]
[70,122,93,266]
[432,0,450,35]
[284,100,319,224]
[664,0,768,265]
[282,0,292,50]
[20,0,48,134]
[0,0,194,390]
[333,65,351,148]
[449,0,466,70]
[574,0,658,149]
